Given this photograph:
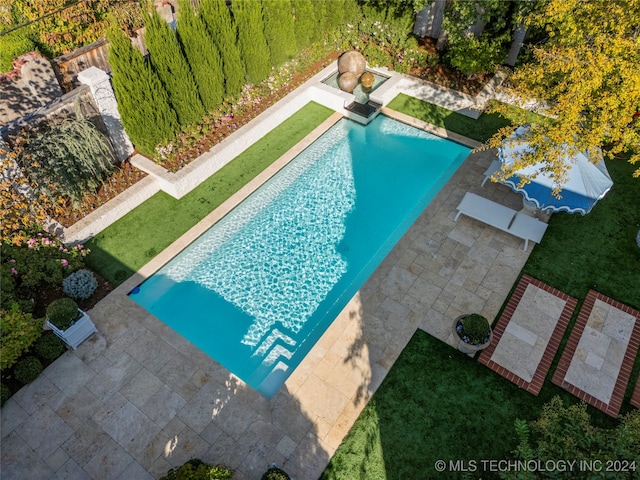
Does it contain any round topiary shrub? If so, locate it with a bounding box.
[14,356,43,385]
[261,466,291,480]
[457,314,491,345]
[1,383,11,407]
[63,269,98,300]
[46,298,81,331]
[160,459,233,480]
[35,332,67,360]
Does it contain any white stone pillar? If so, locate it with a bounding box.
[78,66,134,162]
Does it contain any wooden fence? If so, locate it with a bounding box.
[51,29,147,92]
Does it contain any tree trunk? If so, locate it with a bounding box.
[466,4,485,38]
[505,22,528,67]
[413,0,446,40]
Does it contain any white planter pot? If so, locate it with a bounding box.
[46,309,97,350]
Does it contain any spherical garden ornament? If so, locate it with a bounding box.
[338,50,366,77]
[338,72,358,93]
[360,71,375,89]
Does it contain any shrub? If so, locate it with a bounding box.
[261,466,291,480]
[0,304,43,370]
[1,233,87,292]
[0,31,36,73]
[160,459,233,480]
[460,314,491,344]
[35,332,67,361]
[1,383,10,407]
[145,9,205,128]
[445,35,506,78]
[107,25,178,157]
[46,298,80,331]
[63,269,98,300]
[15,118,116,205]
[14,356,43,385]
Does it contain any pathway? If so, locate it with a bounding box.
[478,275,576,395]
[552,290,640,417]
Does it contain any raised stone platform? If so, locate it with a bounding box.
[552,290,640,417]
[478,275,576,395]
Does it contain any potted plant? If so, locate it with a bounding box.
[453,313,493,354]
[262,465,292,480]
[45,298,97,350]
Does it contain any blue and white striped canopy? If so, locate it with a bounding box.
[498,127,613,215]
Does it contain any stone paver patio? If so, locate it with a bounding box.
[1,127,537,480]
[478,274,576,395]
[552,290,640,417]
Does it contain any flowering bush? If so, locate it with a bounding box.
[0,232,88,311]
[0,304,43,370]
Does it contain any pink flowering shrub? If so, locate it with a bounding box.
[1,231,88,312]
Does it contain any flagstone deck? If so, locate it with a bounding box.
[478,275,576,395]
[0,137,541,480]
[552,290,640,417]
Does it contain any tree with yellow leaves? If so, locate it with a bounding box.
[486,0,640,184]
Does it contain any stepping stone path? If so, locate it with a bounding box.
[478,275,576,395]
[552,290,640,417]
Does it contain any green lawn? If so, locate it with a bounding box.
[321,330,580,480]
[86,102,334,285]
[386,94,541,143]
[523,156,640,310]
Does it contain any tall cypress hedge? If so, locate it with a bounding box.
[291,0,315,49]
[144,10,205,128]
[107,27,177,157]
[233,0,271,84]
[325,0,346,33]
[176,0,225,112]
[199,0,246,97]
[262,0,297,67]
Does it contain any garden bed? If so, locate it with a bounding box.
[39,44,489,231]
[51,160,146,228]
[409,37,491,95]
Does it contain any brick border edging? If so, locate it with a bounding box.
[631,374,640,409]
[552,290,640,417]
[478,274,577,395]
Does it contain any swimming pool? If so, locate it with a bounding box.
[130,115,470,397]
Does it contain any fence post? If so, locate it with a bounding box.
[78,66,134,162]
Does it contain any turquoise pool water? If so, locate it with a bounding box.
[130,115,469,397]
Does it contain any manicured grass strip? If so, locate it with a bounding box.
[386,94,542,143]
[523,155,640,311]
[86,102,334,285]
[321,330,615,480]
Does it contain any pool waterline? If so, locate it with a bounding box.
[129,114,470,398]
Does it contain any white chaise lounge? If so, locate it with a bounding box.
[454,192,548,251]
[481,159,502,187]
